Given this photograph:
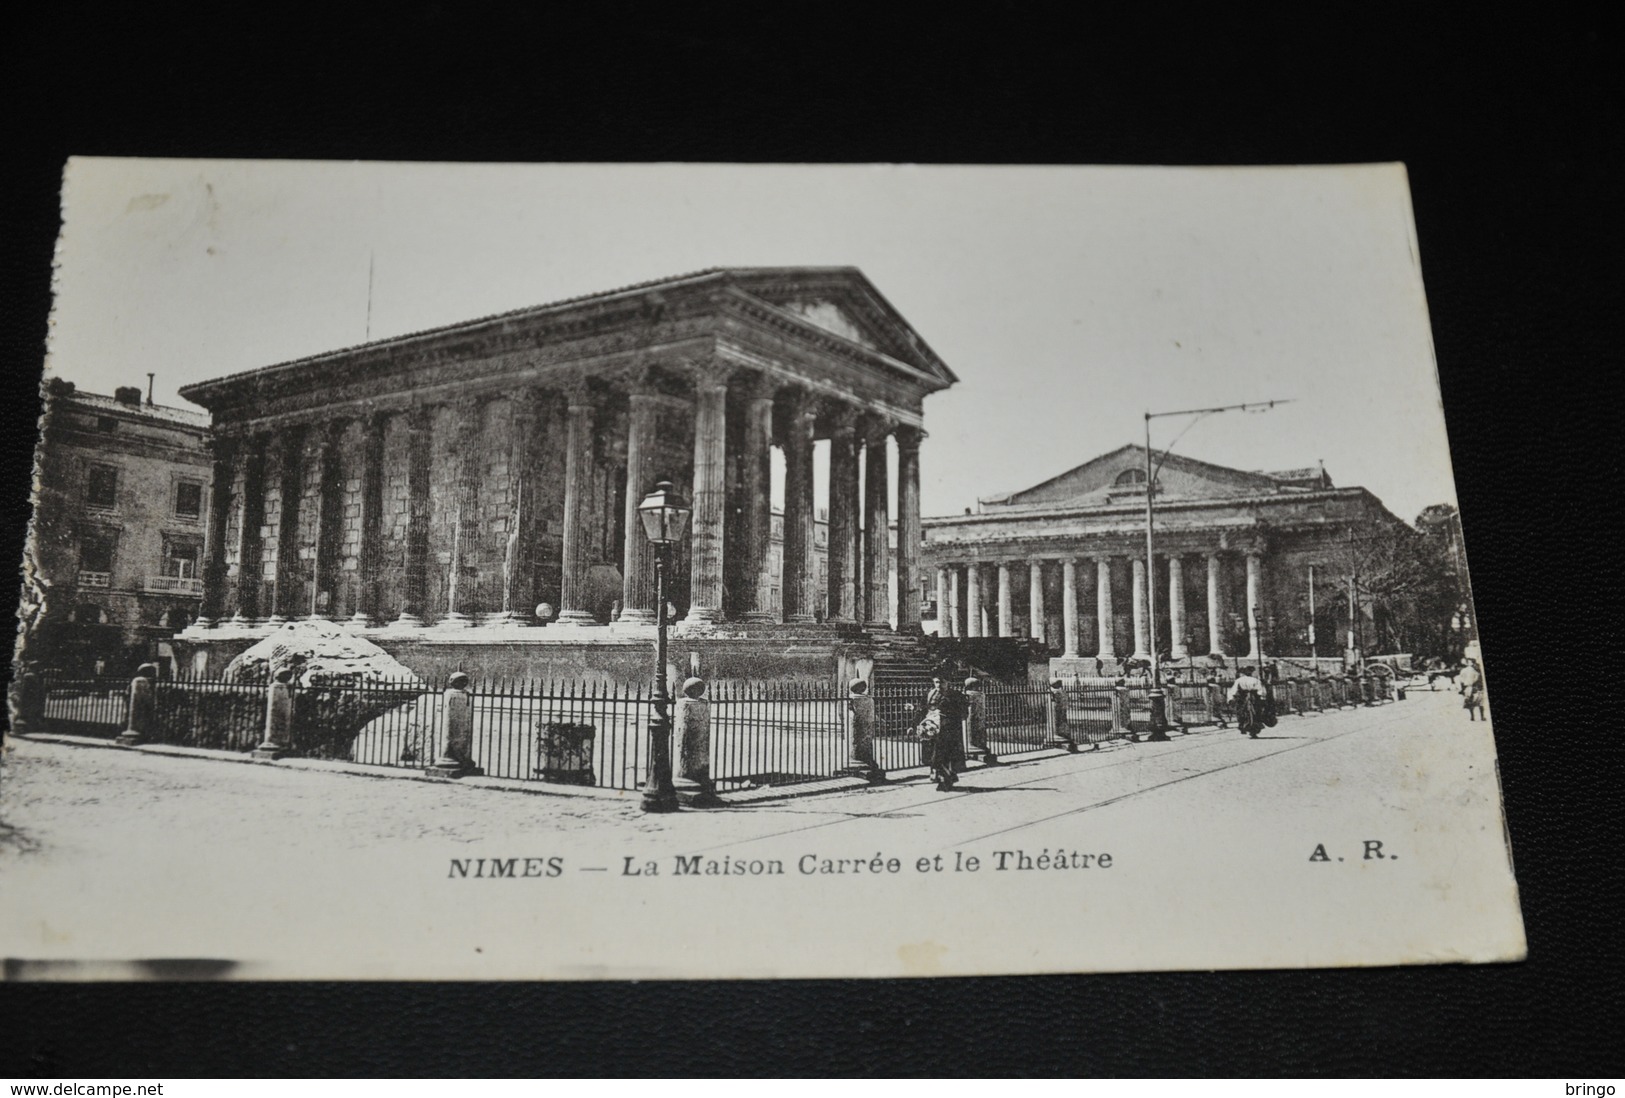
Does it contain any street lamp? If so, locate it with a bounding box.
[1144,398,1290,741]
[637,478,691,813]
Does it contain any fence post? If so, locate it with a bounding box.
[1045,679,1080,752]
[116,664,158,746]
[11,668,45,735]
[842,678,886,781]
[1111,680,1132,740]
[253,668,296,759]
[427,671,484,778]
[673,677,721,805]
[965,677,997,764]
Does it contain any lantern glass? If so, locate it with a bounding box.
[637,480,691,546]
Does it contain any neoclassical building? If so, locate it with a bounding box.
[921,445,1404,669]
[175,268,953,678]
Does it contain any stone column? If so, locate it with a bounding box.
[1062,559,1079,657]
[1029,560,1045,643]
[1131,556,1149,658]
[116,664,157,747]
[1206,552,1223,655]
[398,405,433,626]
[935,567,950,637]
[782,389,819,624]
[309,419,347,619]
[497,392,540,625]
[825,406,860,625]
[966,563,983,637]
[862,423,891,629]
[619,388,662,627]
[737,376,776,623]
[198,435,237,627]
[1246,550,1264,659]
[350,414,387,627]
[252,668,294,759]
[1095,556,1116,658]
[997,562,1013,637]
[556,387,598,626]
[268,425,308,624]
[233,434,269,623]
[894,426,923,632]
[684,365,729,626]
[1168,555,1187,659]
[443,399,486,625]
[948,567,961,638]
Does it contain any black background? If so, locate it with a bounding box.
[2,6,1616,1079]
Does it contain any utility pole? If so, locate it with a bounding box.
[1308,562,1318,665]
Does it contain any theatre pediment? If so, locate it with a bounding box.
[994,445,1289,508]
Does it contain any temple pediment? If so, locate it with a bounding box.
[992,444,1294,508]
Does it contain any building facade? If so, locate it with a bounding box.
[922,445,1404,667]
[20,379,212,674]
[174,268,952,673]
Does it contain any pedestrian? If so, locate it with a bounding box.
[1229,665,1267,738]
[915,671,968,791]
[1459,659,1486,721]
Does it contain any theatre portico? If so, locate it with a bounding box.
[921,445,1405,675]
[173,267,954,683]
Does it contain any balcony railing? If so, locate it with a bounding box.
[76,570,111,588]
[143,575,203,596]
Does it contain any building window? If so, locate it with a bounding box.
[86,464,118,509]
[78,532,116,585]
[1114,468,1147,486]
[163,541,200,579]
[174,480,203,518]
[96,417,117,433]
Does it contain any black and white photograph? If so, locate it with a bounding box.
[4,159,1524,980]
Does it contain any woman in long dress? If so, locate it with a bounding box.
[917,673,968,790]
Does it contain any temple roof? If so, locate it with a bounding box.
[179,266,956,412]
[980,444,1336,511]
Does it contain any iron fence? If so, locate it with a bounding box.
[30,665,1405,792]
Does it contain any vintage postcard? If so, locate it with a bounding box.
[2,159,1524,979]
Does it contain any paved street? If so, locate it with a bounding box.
[1,687,1521,978]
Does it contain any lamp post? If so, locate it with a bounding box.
[637,479,691,814]
[1308,562,1319,666]
[1144,398,1289,741]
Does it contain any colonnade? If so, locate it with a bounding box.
[933,550,1265,659]
[196,364,925,632]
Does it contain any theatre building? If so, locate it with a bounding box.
[21,379,212,675]
[173,267,953,682]
[921,445,1405,672]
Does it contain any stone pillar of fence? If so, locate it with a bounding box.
[253,667,296,759]
[427,672,484,778]
[963,677,996,765]
[12,669,45,735]
[839,679,884,781]
[673,677,721,805]
[1111,681,1133,740]
[1045,679,1079,752]
[116,664,158,746]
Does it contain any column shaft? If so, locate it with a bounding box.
[352,415,386,626]
[935,567,950,636]
[1206,553,1223,655]
[1246,552,1264,659]
[997,562,1013,637]
[1168,555,1187,659]
[619,392,662,626]
[1062,559,1079,657]
[1029,560,1045,643]
[1095,557,1116,658]
[500,393,540,624]
[966,564,982,637]
[309,420,347,619]
[685,372,729,624]
[782,391,818,624]
[398,407,433,625]
[862,427,891,628]
[948,567,961,638]
[1131,556,1149,657]
[737,382,776,622]
[269,426,308,622]
[233,435,268,622]
[556,392,598,625]
[826,408,860,624]
[895,427,922,632]
[199,436,236,626]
